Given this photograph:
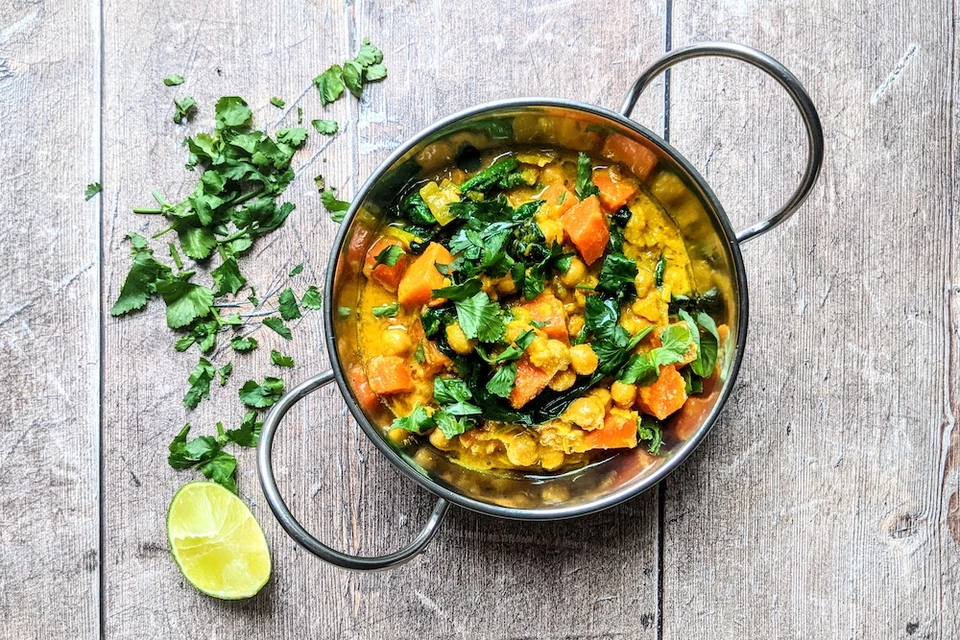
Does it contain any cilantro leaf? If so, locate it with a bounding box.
[239,376,285,408]
[435,411,472,439]
[154,272,215,329]
[288,263,304,277]
[343,60,363,97]
[311,119,339,135]
[230,335,258,352]
[262,316,292,339]
[373,303,399,318]
[638,416,663,455]
[300,285,322,310]
[373,244,404,268]
[223,411,263,447]
[314,65,345,106]
[392,403,435,434]
[85,182,101,200]
[655,255,667,287]
[453,292,503,342]
[270,349,295,368]
[214,96,252,130]
[485,362,517,398]
[183,357,215,409]
[575,152,600,200]
[433,377,482,417]
[597,253,638,301]
[270,96,285,108]
[364,63,387,82]
[355,38,384,67]
[475,329,534,365]
[110,235,172,316]
[211,257,246,296]
[432,278,482,302]
[277,127,308,147]
[460,157,523,193]
[168,424,238,493]
[278,287,301,320]
[321,189,350,222]
[163,74,185,86]
[176,223,218,260]
[693,312,720,378]
[173,96,197,124]
[218,363,232,386]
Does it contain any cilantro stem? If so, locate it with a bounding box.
[230,188,264,207]
[168,242,184,270]
[132,207,164,214]
[152,225,175,239]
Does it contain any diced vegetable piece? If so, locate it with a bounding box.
[592,168,638,211]
[397,242,454,308]
[520,292,568,341]
[637,364,687,420]
[366,356,415,396]
[600,133,658,181]
[345,226,371,271]
[419,180,460,226]
[348,366,382,414]
[362,238,408,292]
[508,356,552,409]
[559,195,608,265]
[539,183,577,219]
[583,409,640,450]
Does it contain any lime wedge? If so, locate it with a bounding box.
[166,481,271,599]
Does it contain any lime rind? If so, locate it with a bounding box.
[166,481,272,600]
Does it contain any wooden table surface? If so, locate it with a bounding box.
[2,0,957,638]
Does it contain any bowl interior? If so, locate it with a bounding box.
[325,100,747,519]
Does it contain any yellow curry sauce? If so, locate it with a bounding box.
[353,146,724,474]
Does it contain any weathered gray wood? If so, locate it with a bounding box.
[101,1,665,638]
[0,0,100,637]
[661,1,959,638]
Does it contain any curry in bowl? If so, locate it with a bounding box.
[351,142,727,474]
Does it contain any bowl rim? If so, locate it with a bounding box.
[322,97,749,520]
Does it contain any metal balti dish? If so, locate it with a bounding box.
[257,42,824,571]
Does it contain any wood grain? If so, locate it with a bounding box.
[101,1,666,638]
[0,0,100,637]
[661,1,958,638]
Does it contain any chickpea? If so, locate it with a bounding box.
[560,256,587,287]
[446,322,475,355]
[588,387,612,410]
[567,314,585,338]
[569,344,599,375]
[530,338,570,373]
[381,329,412,356]
[387,427,411,445]
[497,273,517,295]
[429,428,455,450]
[548,368,577,392]
[538,219,564,245]
[505,433,539,467]
[563,396,605,431]
[540,448,566,472]
[541,479,570,500]
[611,381,637,407]
[635,269,654,297]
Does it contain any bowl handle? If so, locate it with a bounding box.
[256,369,450,571]
[619,42,824,244]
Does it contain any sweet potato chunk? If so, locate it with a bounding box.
[637,365,687,420]
[366,356,414,396]
[508,356,552,409]
[601,133,658,181]
[362,238,408,292]
[519,291,568,342]
[559,195,608,266]
[397,242,454,308]
[584,409,640,450]
[592,168,638,211]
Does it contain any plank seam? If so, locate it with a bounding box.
[97,0,106,633]
[657,1,672,638]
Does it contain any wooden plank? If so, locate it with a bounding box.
[661,1,957,638]
[944,11,960,637]
[101,0,667,638]
[0,0,100,637]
